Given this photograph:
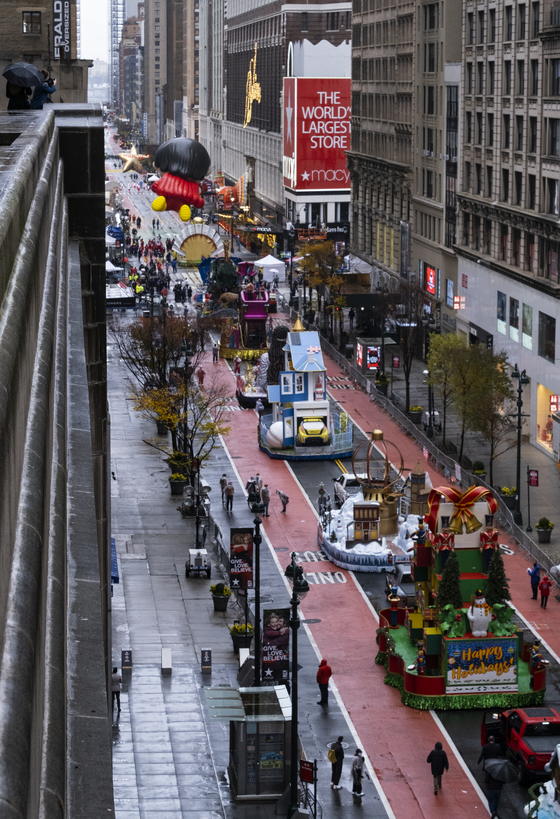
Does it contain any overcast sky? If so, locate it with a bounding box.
[81,0,109,62]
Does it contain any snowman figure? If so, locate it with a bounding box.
[467,589,493,637]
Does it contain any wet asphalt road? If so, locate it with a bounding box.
[290,455,560,819]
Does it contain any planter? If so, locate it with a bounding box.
[536,528,552,544]
[169,480,186,496]
[212,595,229,612]
[473,472,487,486]
[500,494,517,511]
[231,632,253,654]
[156,421,168,434]
[408,410,422,425]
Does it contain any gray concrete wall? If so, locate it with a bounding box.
[0,106,111,818]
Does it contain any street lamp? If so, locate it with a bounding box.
[423,369,434,439]
[284,553,310,819]
[251,502,265,686]
[511,364,530,526]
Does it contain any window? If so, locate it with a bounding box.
[529,117,537,153]
[477,112,483,143]
[485,219,493,254]
[502,168,510,201]
[504,61,511,95]
[301,11,308,30]
[466,63,473,94]
[487,165,493,197]
[523,304,533,349]
[490,9,496,41]
[531,60,538,95]
[488,113,494,146]
[428,43,435,72]
[446,279,454,307]
[477,62,484,94]
[468,12,474,43]
[327,11,339,30]
[551,119,560,156]
[552,60,560,95]
[476,163,482,194]
[548,177,559,214]
[505,6,513,40]
[22,11,41,33]
[427,170,434,198]
[497,291,507,334]
[517,60,525,95]
[429,3,437,28]
[488,62,495,94]
[526,234,535,274]
[479,10,485,41]
[501,224,509,260]
[532,2,540,36]
[538,312,556,363]
[427,86,434,114]
[466,110,472,142]
[503,114,511,148]
[515,116,523,150]
[465,161,471,190]
[515,171,523,205]
[540,237,560,281]
[528,174,536,208]
[463,213,471,245]
[426,127,434,151]
[518,4,526,38]
[510,297,520,339]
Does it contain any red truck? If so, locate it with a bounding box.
[482,708,560,785]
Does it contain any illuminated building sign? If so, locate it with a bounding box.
[283,77,351,192]
[356,343,363,368]
[426,266,436,295]
[551,395,559,413]
[366,346,380,370]
[243,43,261,128]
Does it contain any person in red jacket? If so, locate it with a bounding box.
[317,659,332,706]
[539,575,552,609]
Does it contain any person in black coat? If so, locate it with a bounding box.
[484,769,504,818]
[478,735,503,769]
[330,736,345,789]
[427,741,449,795]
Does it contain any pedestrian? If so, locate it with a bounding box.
[527,562,540,599]
[233,354,242,374]
[484,767,504,818]
[156,218,160,230]
[539,574,552,609]
[152,218,156,229]
[197,367,205,388]
[255,472,263,493]
[349,307,356,331]
[137,216,141,228]
[426,741,449,795]
[276,489,289,513]
[112,666,122,712]
[317,658,332,705]
[330,736,344,789]
[225,481,234,512]
[350,749,365,797]
[255,398,264,414]
[261,483,271,516]
[219,473,228,504]
[245,475,257,496]
[30,69,56,109]
[478,735,503,769]
[212,341,219,363]
[6,81,32,110]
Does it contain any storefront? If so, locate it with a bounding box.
[536,384,556,454]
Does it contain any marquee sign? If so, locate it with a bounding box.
[283,77,351,192]
[53,0,71,60]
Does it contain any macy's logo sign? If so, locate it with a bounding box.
[311,169,350,183]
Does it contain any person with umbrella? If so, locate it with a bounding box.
[478,734,503,769]
[483,758,517,818]
[3,62,43,110]
[30,69,56,109]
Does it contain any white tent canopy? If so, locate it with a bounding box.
[106,259,123,272]
[253,254,286,282]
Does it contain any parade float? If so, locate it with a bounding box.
[374,481,547,710]
[258,324,353,461]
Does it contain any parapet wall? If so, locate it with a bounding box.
[0,106,111,818]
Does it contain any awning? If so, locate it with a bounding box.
[204,685,291,722]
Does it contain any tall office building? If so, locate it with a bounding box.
[110,0,127,106]
[181,0,200,140]
[455,0,559,456]
[198,0,225,169]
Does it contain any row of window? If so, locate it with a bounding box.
[466,58,538,96]
[466,3,540,45]
[465,111,539,153]
[301,11,350,32]
[352,92,396,120]
[353,19,396,47]
[497,292,555,362]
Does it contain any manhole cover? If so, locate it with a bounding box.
[302,618,321,624]
[275,547,289,552]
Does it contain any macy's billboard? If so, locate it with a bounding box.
[283,77,351,192]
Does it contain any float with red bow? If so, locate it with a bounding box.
[426,485,498,536]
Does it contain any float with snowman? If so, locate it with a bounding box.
[376,482,547,710]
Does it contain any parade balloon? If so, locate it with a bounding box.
[151,138,210,222]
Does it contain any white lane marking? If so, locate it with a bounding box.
[430,711,491,814]
[508,602,560,665]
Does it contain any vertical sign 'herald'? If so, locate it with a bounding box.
[283,78,351,192]
[53,0,72,60]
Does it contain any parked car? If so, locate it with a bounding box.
[185,548,211,579]
[384,563,415,607]
[482,708,560,785]
[297,418,329,446]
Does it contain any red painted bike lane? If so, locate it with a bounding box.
[208,354,489,819]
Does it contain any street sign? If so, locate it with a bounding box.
[300,759,314,784]
[122,649,133,669]
[393,356,400,368]
[529,469,539,487]
[201,648,212,673]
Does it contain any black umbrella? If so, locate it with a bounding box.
[484,758,518,783]
[2,62,44,88]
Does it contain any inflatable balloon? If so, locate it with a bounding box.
[151,138,211,222]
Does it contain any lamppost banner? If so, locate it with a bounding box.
[262,608,290,681]
[229,528,254,590]
[53,0,72,59]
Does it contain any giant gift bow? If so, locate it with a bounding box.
[426,485,498,535]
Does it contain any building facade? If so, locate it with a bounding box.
[110,0,127,106]
[456,0,560,457]
[181,0,200,140]
[198,0,225,174]
[119,16,143,120]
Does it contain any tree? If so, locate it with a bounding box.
[427,334,466,447]
[436,551,463,610]
[206,256,239,301]
[447,344,493,463]
[463,351,516,485]
[131,374,231,484]
[296,240,345,333]
[109,314,206,390]
[390,278,426,414]
[484,550,511,607]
